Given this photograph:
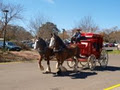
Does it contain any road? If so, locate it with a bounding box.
[0,54,120,90]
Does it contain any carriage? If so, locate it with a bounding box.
[67,32,108,70]
[36,32,108,73]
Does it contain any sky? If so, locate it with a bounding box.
[3,0,120,31]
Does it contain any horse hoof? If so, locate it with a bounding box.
[40,66,44,71]
[45,69,51,74]
[44,71,51,74]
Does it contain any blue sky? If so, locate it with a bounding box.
[3,0,120,31]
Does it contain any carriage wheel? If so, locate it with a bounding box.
[79,61,88,67]
[67,59,76,68]
[88,54,96,70]
[99,49,108,68]
[67,57,79,68]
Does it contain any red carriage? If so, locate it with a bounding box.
[67,32,108,70]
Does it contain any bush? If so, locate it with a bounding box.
[15,42,31,50]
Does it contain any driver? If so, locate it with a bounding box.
[71,28,82,43]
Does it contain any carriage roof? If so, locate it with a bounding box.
[81,32,103,38]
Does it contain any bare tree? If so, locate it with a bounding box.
[0,1,23,33]
[29,15,47,36]
[77,16,99,32]
[100,26,120,43]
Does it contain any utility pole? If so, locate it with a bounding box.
[62,29,65,40]
[2,10,9,50]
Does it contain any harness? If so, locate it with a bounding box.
[53,46,64,53]
[38,47,47,55]
[53,43,67,53]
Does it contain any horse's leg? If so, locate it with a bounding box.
[55,59,64,69]
[55,62,59,69]
[58,60,67,72]
[56,60,62,74]
[45,58,51,73]
[56,60,61,71]
[72,56,78,72]
[60,60,67,72]
[38,54,44,71]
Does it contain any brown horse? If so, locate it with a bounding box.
[34,37,54,73]
[49,33,80,73]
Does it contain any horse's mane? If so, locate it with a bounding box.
[55,34,66,48]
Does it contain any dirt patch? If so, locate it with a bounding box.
[0,50,39,62]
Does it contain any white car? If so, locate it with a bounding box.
[118,44,120,50]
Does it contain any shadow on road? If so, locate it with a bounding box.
[52,71,97,79]
[94,66,120,71]
[42,65,120,79]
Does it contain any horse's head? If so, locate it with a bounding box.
[49,34,55,48]
[34,39,38,50]
[49,33,66,50]
[34,37,47,50]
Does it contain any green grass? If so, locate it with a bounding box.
[108,50,120,54]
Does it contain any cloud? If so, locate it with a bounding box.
[46,0,55,4]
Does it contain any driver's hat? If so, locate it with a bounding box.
[76,28,82,31]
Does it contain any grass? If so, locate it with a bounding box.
[107,50,120,54]
[0,50,36,63]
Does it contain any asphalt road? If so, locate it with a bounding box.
[0,54,120,90]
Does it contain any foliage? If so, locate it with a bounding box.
[100,26,120,43]
[0,24,33,41]
[7,25,33,41]
[58,30,70,40]
[38,22,59,40]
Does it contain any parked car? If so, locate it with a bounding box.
[0,41,21,51]
[103,43,116,47]
[103,43,109,47]
[26,42,34,48]
[118,44,120,50]
[114,43,118,47]
[21,40,34,48]
[108,43,115,47]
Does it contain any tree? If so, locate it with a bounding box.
[0,2,23,23]
[0,1,23,35]
[38,22,59,40]
[100,26,120,43]
[76,16,99,32]
[58,29,70,40]
[29,15,47,36]
[6,25,33,41]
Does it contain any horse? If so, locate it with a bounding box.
[34,37,54,73]
[49,33,80,73]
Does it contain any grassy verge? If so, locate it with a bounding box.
[107,50,120,54]
[0,50,38,63]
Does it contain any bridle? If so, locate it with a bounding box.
[49,35,66,53]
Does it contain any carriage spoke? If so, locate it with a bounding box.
[98,49,108,68]
[88,54,96,70]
